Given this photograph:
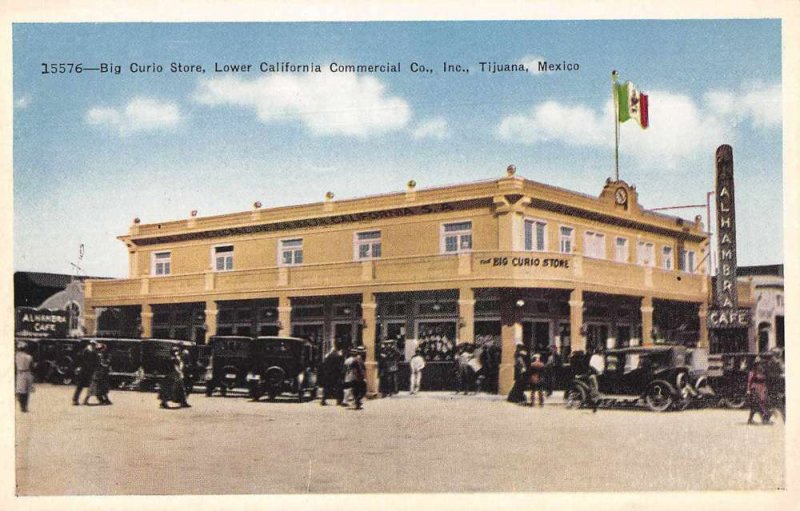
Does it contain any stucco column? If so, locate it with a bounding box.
[140,304,153,339]
[498,289,523,395]
[697,301,709,348]
[569,288,585,353]
[204,300,218,343]
[641,295,654,346]
[458,287,475,344]
[277,295,292,337]
[361,292,379,395]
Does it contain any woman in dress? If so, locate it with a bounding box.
[15,341,35,413]
[87,343,112,405]
[746,357,771,425]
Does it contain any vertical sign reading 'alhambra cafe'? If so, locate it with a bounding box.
[707,144,750,331]
[715,144,738,308]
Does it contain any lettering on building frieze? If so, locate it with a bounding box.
[478,256,570,269]
[133,199,485,246]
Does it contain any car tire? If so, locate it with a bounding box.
[722,396,748,409]
[645,380,675,412]
[565,385,587,409]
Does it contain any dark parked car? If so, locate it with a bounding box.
[564,345,698,412]
[205,336,255,396]
[706,351,785,409]
[21,338,85,384]
[246,336,318,402]
[140,338,198,388]
[84,337,142,388]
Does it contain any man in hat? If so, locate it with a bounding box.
[380,339,402,397]
[345,346,367,410]
[320,342,344,406]
[15,341,35,413]
[72,340,99,406]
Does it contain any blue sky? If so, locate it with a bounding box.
[13,20,782,277]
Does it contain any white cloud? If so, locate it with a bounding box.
[14,94,32,109]
[497,101,608,147]
[706,83,781,129]
[412,117,451,140]
[497,83,780,170]
[194,74,411,138]
[519,55,546,75]
[86,97,182,135]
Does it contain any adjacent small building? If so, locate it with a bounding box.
[739,264,784,353]
[84,169,741,394]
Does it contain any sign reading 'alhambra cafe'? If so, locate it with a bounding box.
[708,144,750,329]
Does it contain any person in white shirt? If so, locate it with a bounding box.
[588,348,605,412]
[409,350,426,394]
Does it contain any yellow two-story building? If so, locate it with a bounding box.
[85,168,715,394]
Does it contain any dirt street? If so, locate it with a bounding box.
[15,385,784,495]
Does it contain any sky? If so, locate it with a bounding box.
[12,20,783,278]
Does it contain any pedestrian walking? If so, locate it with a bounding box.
[345,346,367,410]
[746,357,771,425]
[87,344,112,405]
[72,340,99,406]
[379,340,401,396]
[180,348,194,396]
[544,345,562,397]
[159,347,191,409]
[320,344,344,406]
[409,349,426,394]
[528,353,546,407]
[15,341,35,413]
[506,345,529,404]
[588,348,605,412]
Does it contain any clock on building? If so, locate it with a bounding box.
[615,187,628,205]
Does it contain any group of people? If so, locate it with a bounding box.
[72,340,113,406]
[318,344,368,410]
[507,344,563,407]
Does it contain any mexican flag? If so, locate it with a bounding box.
[616,81,649,129]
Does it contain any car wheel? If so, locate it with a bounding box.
[646,380,674,412]
[565,386,586,409]
[722,396,748,409]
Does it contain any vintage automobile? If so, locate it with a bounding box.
[564,345,700,412]
[205,335,255,396]
[83,337,143,388]
[246,336,318,402]
[140,338,198,390]
[705,350,785,409]
[21,337,85,384]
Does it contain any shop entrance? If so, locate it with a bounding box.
[586,323,609,352]
[523,320,551,354]
[332,321,354,352]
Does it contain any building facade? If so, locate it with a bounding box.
[85,171,725,394]
[740,265,784,353]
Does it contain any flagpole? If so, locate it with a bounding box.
[612,70,620,182]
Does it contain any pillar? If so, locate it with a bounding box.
[458,287,475,344]
[277,295,292,337]
[641,295,654,346]
[361,292,379,395]
[140,304,153,339]
[498,289,523,395]
[697,301,709,348]
[204,300,218,343]
[569,288,585,353]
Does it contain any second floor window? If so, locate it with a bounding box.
[681,249,696,273]
[280,239,304,266]
[615,237,628,262]
[662,246,673,270]
[152,251,171,276]
[559,226,574,254]
[214,245,234,271]
[441,221,472,254]
[355,231,382,260]
[584,231,606,259]
[637,241,655,267]
[524,219,547,251]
